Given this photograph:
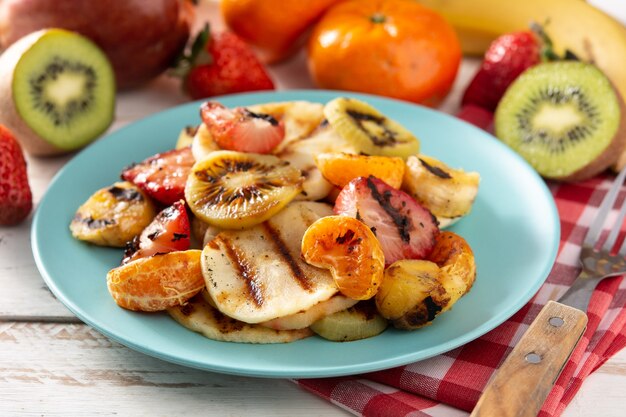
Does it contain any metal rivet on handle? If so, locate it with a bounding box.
[525,352,542,364]
[549,317,565,327]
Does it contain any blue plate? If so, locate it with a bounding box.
[32,90,559,378]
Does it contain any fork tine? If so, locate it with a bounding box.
[602,184,626,252]
[584,165,626,247]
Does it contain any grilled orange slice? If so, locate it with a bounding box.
[315,152,405,189]
[106,250,205,311]
[301,215,384,300]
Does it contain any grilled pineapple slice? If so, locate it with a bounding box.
[310,301,388,342]
[202,201,338,324]
[168,291,313,344]
[375,259,450,330]
[261,294,358,330]
[402,155,480,225]
[191,123,220,161]
[70,181,156,247]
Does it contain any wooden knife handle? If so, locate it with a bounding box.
[470,301,588,417]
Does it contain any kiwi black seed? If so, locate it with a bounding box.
[4,29,115,154]
[494,61,626,181]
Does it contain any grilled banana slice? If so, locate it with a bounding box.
[375,259,450,330]
[70,181,156,247]
[402,155,480,224]
[310,301,388,342]
[176,125,198,150]
[185,150,304,229]
[261,294,358,330]
[167,291,313,344]
[191,123,220,161]
[275,123,357,200]
[324,97,420,159]
[202,201,337,324]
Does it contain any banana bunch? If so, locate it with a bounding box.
[417,0,626,170]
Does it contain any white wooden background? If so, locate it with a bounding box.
[1,2,625,416]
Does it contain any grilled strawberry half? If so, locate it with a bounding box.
[334,176,439,266]
[121,147,194,205]
[200,101,285,154]
[123,200,190,264]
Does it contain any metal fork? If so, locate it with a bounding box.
[559,165,626,311]
[471,166,626,417]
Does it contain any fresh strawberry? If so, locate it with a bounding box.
[461,31,541,112]
[173,25,275,99]
[0,125,32,226]
[122,200,190,264]
[334,176,439,266]
[200,101,285,153]
[121,147,194,206]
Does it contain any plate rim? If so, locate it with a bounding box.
[31,89,560,378]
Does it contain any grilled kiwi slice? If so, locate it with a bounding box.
[310,301,388,342]
[495,62,626,181]
[324,97,420,159]
[70,181,156,247]
[185,150,304,229]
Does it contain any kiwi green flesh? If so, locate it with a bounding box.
[12,30,115,151]
[495,62,622,179]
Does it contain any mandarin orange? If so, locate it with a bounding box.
[315,152,405,189]
[221,0,342,63]
[106,250,205,312]
[307,0,461,106]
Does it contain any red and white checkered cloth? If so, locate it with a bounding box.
[295,174,626,417]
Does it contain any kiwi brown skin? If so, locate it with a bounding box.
[558,88,626,182]
[0,30,62,156]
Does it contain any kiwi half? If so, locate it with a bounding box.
[0,29,115,155]
[494,62,626,181]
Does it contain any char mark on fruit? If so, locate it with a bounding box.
[172,233,188,242]
[216,235,264,307]
[347,110,397,146]
[365,176,411,243]
[242,109,279,126]
[262,222,312,292]
[419,158,452,179]
[107,186,143,202]
[424,296,442,321]
[74,213,115,229]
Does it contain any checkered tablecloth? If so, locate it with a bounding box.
[295,174,626,417]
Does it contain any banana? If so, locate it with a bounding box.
[402,155,480,225]
[70,181,156,247]
[176,125,198,150]
[167,291,313,344]
[324,97,420,159]
[191,123,220,162]
[310,301,388,342]
[185,150,304,229]
[201,201,338,324]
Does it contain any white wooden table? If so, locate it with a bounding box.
[1,3,625,415]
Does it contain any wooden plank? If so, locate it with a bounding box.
[0,322,351,417]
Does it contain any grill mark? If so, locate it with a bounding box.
[366,176,412,242]
[419,158,452,179]
[216,235,264,307]
[262,222,312,292]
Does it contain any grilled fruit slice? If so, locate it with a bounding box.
[122,200,191,264]
[375,259,450,330]
[202,201,336,323]
[70,181,156,247]
[301,215,385,300]
[176,125,198,150]
[334,176,439,266]
[261,294,358,330]
[200,101,286,154]
[107,250,205,312]
[191,123,220,161]
[315,152,405,189]
[428,231,476,312]
[310,301,388,342]
[121,146,195,206]
[275,122,357,201]
[168,292,313,344]
[323,97,420,159]
[402,155,480,225]
[185,150,304,229]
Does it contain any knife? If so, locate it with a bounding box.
[469,298,588,417]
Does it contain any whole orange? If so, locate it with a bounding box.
[221,0,342,63]
[307,0,461,106]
